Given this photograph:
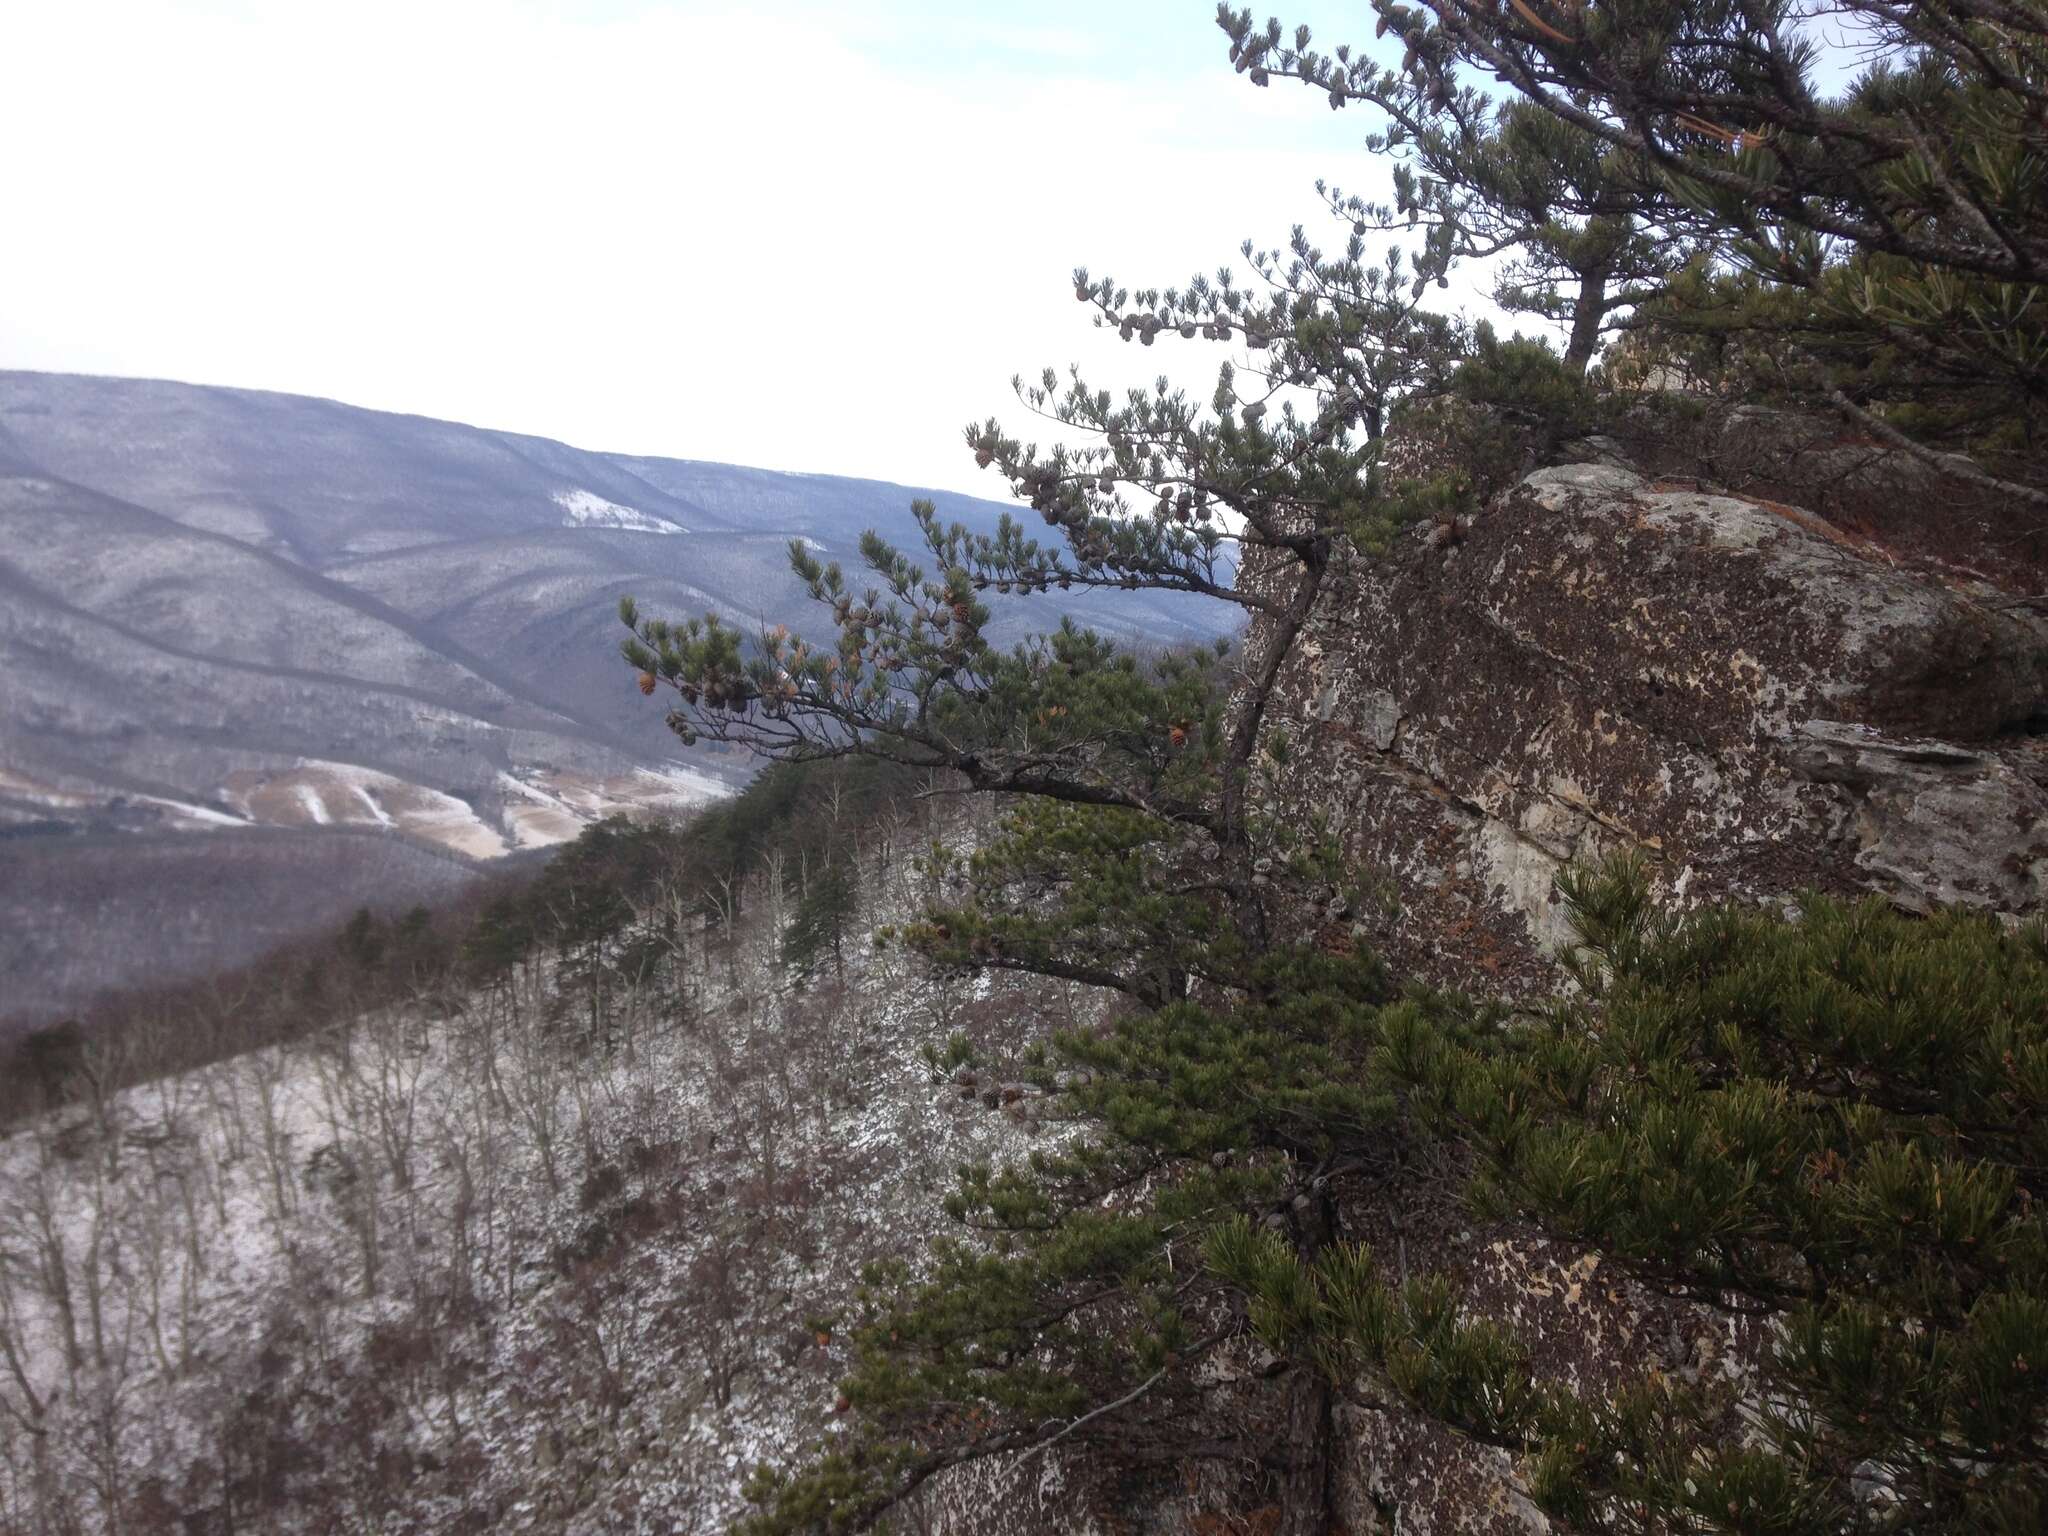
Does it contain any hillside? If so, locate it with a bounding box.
[0,371,1236,1021]
[0,777,1097,1535]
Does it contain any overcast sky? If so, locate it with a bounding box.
[6,1,1522,496]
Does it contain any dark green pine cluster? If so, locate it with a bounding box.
[783,857,860,983]
[1223,857,2048,1534]
[738,942,1405,1535]
[742,846,2048,1532]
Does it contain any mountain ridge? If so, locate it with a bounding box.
[0,368,1236,1021]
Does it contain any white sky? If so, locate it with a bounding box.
[5,0,1520,496]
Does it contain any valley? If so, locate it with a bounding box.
[0,371,1234,1023]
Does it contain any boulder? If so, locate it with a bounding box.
[1268,455,2048,993]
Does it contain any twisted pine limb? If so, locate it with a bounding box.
[1826,388,2048,516]
[1009,1367,1169,1474]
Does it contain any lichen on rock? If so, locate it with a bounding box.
[1264,409,2048,996]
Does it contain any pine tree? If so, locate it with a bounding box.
[338,906,385,970]
[754,855,2048,1532]
[16,1020,86,1109]
[620,220,1467,888]
[1319,89,1705,373]
[611,8,2048,1531]
[1216,856,2048,1535]
[784,857,858,983]
[737,942,1415,1534]
[617,250,1463,1508]
[1223,1,2048,485]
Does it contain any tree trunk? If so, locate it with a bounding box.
[1276,1182,1339,1535]
[1562,265,1609,376]
[1275,1371,1335,1536]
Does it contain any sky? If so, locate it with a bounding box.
[5,0,1519,496]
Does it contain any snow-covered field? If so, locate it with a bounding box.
[498,764,732,850]
[0,766,101,812]
[1,765,252,833]
[226,759,512,858]
[555,489,687,535]
[0,802,1097,1535]
[215,759,733,859]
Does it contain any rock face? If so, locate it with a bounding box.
[1270,440,2048,997]
[1254,412,2048,1533]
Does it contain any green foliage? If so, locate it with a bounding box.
[1223,858,2048,1534]
[619,158,1474,861]
[1447,321,1602,437]
[900,791,1247,1012]
[784,858,859,981]
[739,941,1400,1532]
[919,1031,978,1077]
[1223,2,2048,483]
[339,907,385,969]
[641,10,2048,1531]
[1326,88,1703,371]
[16,1020,87,1106]
[460,757,921,988]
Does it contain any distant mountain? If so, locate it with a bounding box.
[0,370,1237,1020]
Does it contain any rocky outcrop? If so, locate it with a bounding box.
[1271,440,2048,997]
[1256,413,2048,1533]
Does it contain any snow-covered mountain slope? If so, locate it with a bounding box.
[0,801,1100,1536]
[554,488,687,534]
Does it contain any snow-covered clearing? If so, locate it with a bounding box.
[0,765,253,832]
[0,767,98,810]
[225,760,510,859]
[498,764,732,850]
[554,489,686,536]
[133,794,252,830]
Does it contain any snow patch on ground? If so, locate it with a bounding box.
[497,763,732,849]
[348,782,394,827]
[0,767,252,831]
[554,488,686,535]
[0,766,99,809]
[134,794,253,829]
[226,760,509,858]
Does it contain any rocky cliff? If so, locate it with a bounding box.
[1255,398,2048,1532]
[1274,399,2048,997]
